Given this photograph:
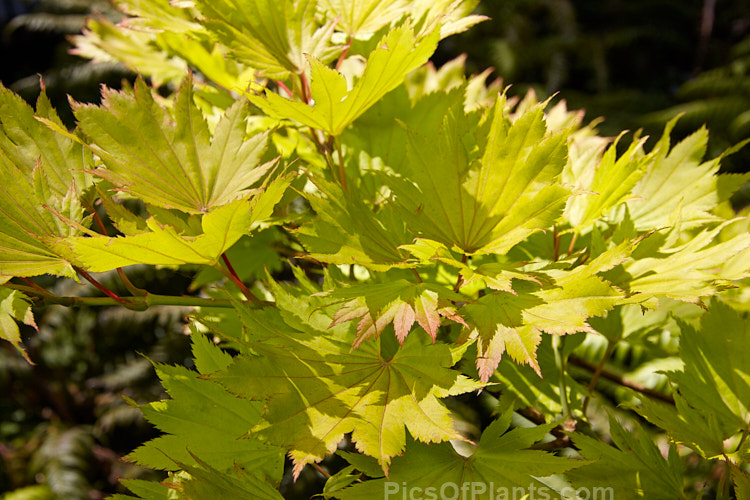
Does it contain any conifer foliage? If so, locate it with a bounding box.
[1,0,750,498]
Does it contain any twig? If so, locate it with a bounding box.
[335,35,353,70]
[411,268,423,283]
[4,283,244,309]
[552,335,572,419]
[74,266,131,307]
[19,277,54,296]
[569,354,675,404]
[582,340,615,415]
[220,253,264,304]
[311,462,331,478]
[275,80,294,98]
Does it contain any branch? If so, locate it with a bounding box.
[5,284,245,309]
[569,354,675,405]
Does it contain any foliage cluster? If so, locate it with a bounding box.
[2,0,750,498]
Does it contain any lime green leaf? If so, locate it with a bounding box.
[400,238,542,293]
[0,84,91,198]
[57,173,292,272]
[191,330,233,374]
[565,133,648,229]
[189,230,283,289]
[462,275,621,381]
[211,300,483,476]
[336,410,583,499]
[127,340,283,477]
[621,224,750,303]
[0,86,92,280]
[74,76,274,214]
[295,179,411,270]
[72,18,188,87]
[323,279,467,346]
[176,453,284,500]
[410,0,487,39]
[114,0,203,34]
[251,23,439,136]
[627,119,750,230]
[195,0,340,79]
[319,0,408,37]
[390,97,570,255]
[57,199,252,271]
[567,416,685,500]
[0,288,36,363]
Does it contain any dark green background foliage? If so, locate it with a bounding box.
[1,1,750,499]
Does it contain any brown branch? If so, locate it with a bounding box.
[569,354,675,404]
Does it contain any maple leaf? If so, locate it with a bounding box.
[335,409,583,499]
[194,0,341,79]
[295,179,412,270]
[400,238,543,294]
[210,297,483,476]
[564,132,649,229]
[389,95,571,255]
[323,279,467,347]
[250,23,439,136]
[615,222,750,304]
[72,18,188,88]
[462,274,622,381]
[626,118,750,231]
[568,416,685,500]
[127,334,284,477]
[72,75,275,214]
[0,288,37,363]
[0,86,94,281]
[319,0,409,38]
[631,299,750,459]
[55,173,292,272]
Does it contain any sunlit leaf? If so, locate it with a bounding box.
[250,23,439,135]
[74,76,274,214]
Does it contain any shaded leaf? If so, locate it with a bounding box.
[211,298,483,476]
[127,337,283,477]
[567,416,685,500]
[336,410,583,499]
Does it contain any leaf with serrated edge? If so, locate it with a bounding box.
[74,76,273,214]
[627,119,750,231]
[210,300,483,476]
[390,96,570,255]
[0,86,92,280]
[250,23,439,136]
[127,336,283,476]
[335,409,583,499]
[324,280,466,346]
[195,0,341,79]
[567,416,684,500]
[462,274,621,381]
[0,288,37,363]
